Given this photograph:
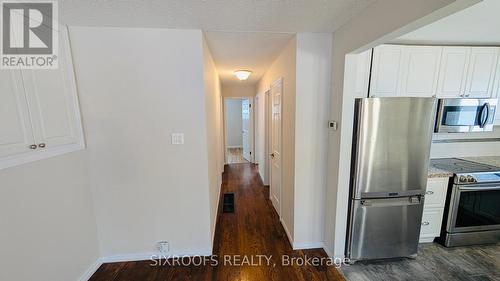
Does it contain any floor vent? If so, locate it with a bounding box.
[222,193,235,213]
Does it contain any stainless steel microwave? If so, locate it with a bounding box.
[435,98,497,133]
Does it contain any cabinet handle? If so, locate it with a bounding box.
[38,143,46,148]
[465,94,470,97]
[29,144,37,149]
[425,191,434,195]
[422,221,430,226]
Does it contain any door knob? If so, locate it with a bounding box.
[270,153,275,158]
[38,143,46,148]
[29,144,37,149]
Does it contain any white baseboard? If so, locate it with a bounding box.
[100,250,213,264]
[293,242,325,250]
[78,258,102,281]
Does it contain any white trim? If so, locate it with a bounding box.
[0,143,85,170]
[280,217,294,249]
[419,237,436,243]
[78,259,102,281]
[211,180,222,248]
[321,243,336,258]
[293,242,325,250]
[100,250,213,264]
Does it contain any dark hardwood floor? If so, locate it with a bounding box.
[89,163,344,281]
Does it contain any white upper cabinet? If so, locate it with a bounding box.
[400,46,442,97]
[0,26,84,169]
[0,70,36,158]
[436,47,470,98]
[370,45,404,97]
[370,45,500,99]
[464,47,498,98]
[22,29,81,148]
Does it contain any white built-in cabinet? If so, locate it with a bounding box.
[370,45,404,97]
[370,45,500,99]
[420,177,449,243]
[0,26,84,169]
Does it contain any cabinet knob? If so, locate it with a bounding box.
[425,191,434,195]
[29,144,37,149]
[422,221,430,226]
[38,143,46,148]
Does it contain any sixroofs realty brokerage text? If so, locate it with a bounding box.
[150,255,351,268]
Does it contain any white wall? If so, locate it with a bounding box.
[293,33,332,249]
[222,84,256,97]
[224,99,243,148]
[203,37,224,243]
[257,36,297,243]
[255,34,333,249]
[0,151,100,281]
[69,26,213,259]
[324,0,479,258]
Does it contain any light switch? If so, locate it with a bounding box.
[171,133,184,145]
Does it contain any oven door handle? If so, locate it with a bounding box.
[479,102,490,128]
[459,185,500,191]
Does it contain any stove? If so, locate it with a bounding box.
[431,158,500,184]
[432,158,500,247]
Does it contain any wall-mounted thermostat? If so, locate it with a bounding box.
[328,121,338,131]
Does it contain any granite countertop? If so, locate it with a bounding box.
[460,156,500,168]
[427,156,500,178]
[428,160,455,178]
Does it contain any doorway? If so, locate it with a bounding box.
[224,97,253,164]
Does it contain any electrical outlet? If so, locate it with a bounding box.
[157,241,169,253]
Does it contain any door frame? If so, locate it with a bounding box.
[269,77,283,217]
[222,96,255,164]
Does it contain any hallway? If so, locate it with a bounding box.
[89,163,344,280]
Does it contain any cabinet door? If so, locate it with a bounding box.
[370,45,404,97]
[400,46,442,97]
[436,47,470,98]
[0,70,36,157]
[464,47,498,98]
[21,27,83,148]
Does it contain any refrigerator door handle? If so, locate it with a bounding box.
[361,196,422,207]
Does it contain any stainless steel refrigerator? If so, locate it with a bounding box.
[346,97,437,261]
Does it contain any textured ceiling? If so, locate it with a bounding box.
[60,0,376,86]
[395,0,500,45]
[205,32,294,85]
[60,0,374,32]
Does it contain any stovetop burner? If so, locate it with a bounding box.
[431,158,499,173]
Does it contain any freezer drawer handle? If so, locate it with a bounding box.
[360,196,422,207]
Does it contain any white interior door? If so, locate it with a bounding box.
[241,98,251,161]
[270,79,282,216]
[0,70,36,158]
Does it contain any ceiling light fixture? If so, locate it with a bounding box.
[234,70,252,81]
